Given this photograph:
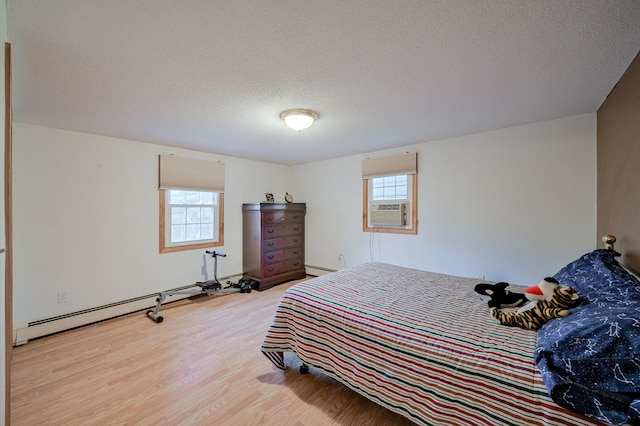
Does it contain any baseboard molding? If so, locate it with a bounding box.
[13,266,338,346]
[13,273,245,346]
[305,265,336,277]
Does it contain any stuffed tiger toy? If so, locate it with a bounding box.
[490,283,580,330]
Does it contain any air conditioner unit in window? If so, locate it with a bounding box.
[370,202,407,226]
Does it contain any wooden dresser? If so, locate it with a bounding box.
[242,203,306,291]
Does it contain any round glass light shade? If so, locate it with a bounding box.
[280,109,318,131]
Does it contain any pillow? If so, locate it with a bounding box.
[538,249,640,425]
[552,249,640,298]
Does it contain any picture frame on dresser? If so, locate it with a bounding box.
[242,203,306,291]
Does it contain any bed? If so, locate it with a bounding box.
[260,238,640,426]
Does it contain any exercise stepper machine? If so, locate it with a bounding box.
[146,250,253,323]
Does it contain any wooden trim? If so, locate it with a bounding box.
[5,41,13,426]
[159,190,166,250]
[361,180,368,230]
[362,174,418,235]
[159,190,224,253]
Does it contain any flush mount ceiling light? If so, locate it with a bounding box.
[280,109,318,132]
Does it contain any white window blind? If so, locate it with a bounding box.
[159,155,225,192]
[362,152,417,179]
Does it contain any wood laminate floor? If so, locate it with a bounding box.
[11,279,415,425]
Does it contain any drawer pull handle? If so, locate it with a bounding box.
[293,239,300,243]
[293,227,300,231]
[267,242,275,247]
[267,255,275,260]
[267,229,274,234]
[293,250,300,255]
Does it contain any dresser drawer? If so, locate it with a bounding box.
[263,247,304,264]
[263,235,304,251]
[263,211,305,224]
[263,258,305,277]
[264,223,303,238]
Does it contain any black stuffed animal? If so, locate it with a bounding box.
[474,282,528,308]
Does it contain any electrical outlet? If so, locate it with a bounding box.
[57,291,68,304]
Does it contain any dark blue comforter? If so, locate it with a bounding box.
[535,249,640,426]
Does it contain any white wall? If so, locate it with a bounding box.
[13,124,292,325]
[13,113,597,332]
[294,114,597,285]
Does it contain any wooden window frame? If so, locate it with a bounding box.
[362,174,418,235]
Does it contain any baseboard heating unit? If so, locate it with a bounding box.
[13,266,335,346]
[14,273,244,346]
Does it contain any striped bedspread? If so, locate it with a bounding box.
[261,262,602,426]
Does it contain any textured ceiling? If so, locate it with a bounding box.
[6,0,640,165]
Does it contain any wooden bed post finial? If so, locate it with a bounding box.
[602,234,616,250]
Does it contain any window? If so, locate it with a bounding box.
[362,153,417,234]
[160,190,224,253]
[168,190,217,243]
[371,175,408,201]
[158,155,226,253]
